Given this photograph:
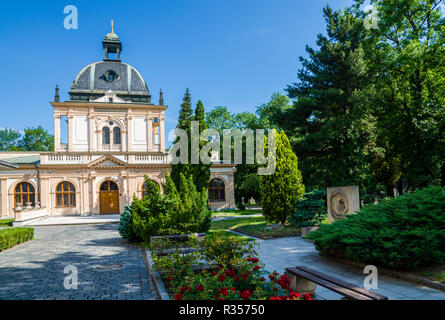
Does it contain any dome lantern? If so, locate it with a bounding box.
[103,20,122,61]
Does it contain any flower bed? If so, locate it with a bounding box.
[149,231,312,300]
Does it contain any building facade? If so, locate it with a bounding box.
[0,29,236,224]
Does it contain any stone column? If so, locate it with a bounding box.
[54,115,61,151]
[96,125,102,152]
[40,177,50,214]
[89,115,95,151]
[147,116,153,151]
[0,179,8,217]
[68,115,74,152]
[127,117,133,152]
[122,129,127,152]
[160,116,165,152]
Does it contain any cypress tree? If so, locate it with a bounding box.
[192,100,211,192]
[171,88,193,188]
[259,131,305,224]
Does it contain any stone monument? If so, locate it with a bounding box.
[327,185,360,223]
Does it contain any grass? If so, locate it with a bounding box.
[424,271,445,284]
[0,219,13,227]
[432,272,445,283]
[210,215,301,239]
[211,209,262,217]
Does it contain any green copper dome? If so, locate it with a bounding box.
[104,32,119,41]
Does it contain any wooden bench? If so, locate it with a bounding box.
[285,266,388,300]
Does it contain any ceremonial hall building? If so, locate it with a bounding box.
[0,28,236,224]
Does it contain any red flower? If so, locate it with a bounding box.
[226,270,235,277]
[180,286,191,293]
[253,265,260,271]
[167,276,173,281]
[241,273,248,280]
[212,271,218,276]
[175,293,183,300]
[240,290,251,300]
[195,284,204,291]
[260,277,266,282]
[233,275,239,281]
[289,291,301,299]
[218,275,226,282]
[269,275,275,281]
[303,293,312,300]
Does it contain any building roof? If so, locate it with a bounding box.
[70,61,149,96]
[68,29,151,104]
[0,155,40,165]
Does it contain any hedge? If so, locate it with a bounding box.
[0,227,34,251]
[307,186,445,270]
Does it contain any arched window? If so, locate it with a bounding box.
[14,182,35,208]
[113,127,121,145]
[208,178,225,202]
[100,180,119,191]
[56,182,76,207]
[102,127,110,145]
[141,180,160,198]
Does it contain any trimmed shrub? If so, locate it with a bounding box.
[129,173,211,242]
[259,131,305,224]
[0,227,34,251]
[307,186,445,270]
[118,205,137,242]
[289,190,327,227]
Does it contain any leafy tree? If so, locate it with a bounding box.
[19,126,54,151]
[238,173,260,202]
[259,131,305,224]
[363,0,445,188]
[0,126,54,151]
[0,128,21,151]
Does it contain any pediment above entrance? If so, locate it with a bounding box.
[87,155,127,167]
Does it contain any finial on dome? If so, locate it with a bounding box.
[54,85,60,102]
[111,19,114,33]
[159,89,164,105]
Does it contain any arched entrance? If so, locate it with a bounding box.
[99,180,119,214]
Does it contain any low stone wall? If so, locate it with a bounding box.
[13,208,48,226]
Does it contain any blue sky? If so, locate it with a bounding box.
[0,0,353,145]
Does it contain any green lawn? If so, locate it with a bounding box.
[422,271,445,284]
[0,219,13,227]
[211,209,262,217]
[210,215,301,239]
[432,272,445,283]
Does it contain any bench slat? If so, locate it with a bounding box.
[295,266,387,300]
[286,267,374,300]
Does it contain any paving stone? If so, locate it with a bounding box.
[256,236,445,300]
[0,224,158,300]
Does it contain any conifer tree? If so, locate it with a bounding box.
[192,100,211,192]
[259,131,305,224]
[171,88,193,188]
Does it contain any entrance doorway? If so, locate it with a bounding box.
[99,180,120,214]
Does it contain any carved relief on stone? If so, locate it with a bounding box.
[327,186,360,223]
